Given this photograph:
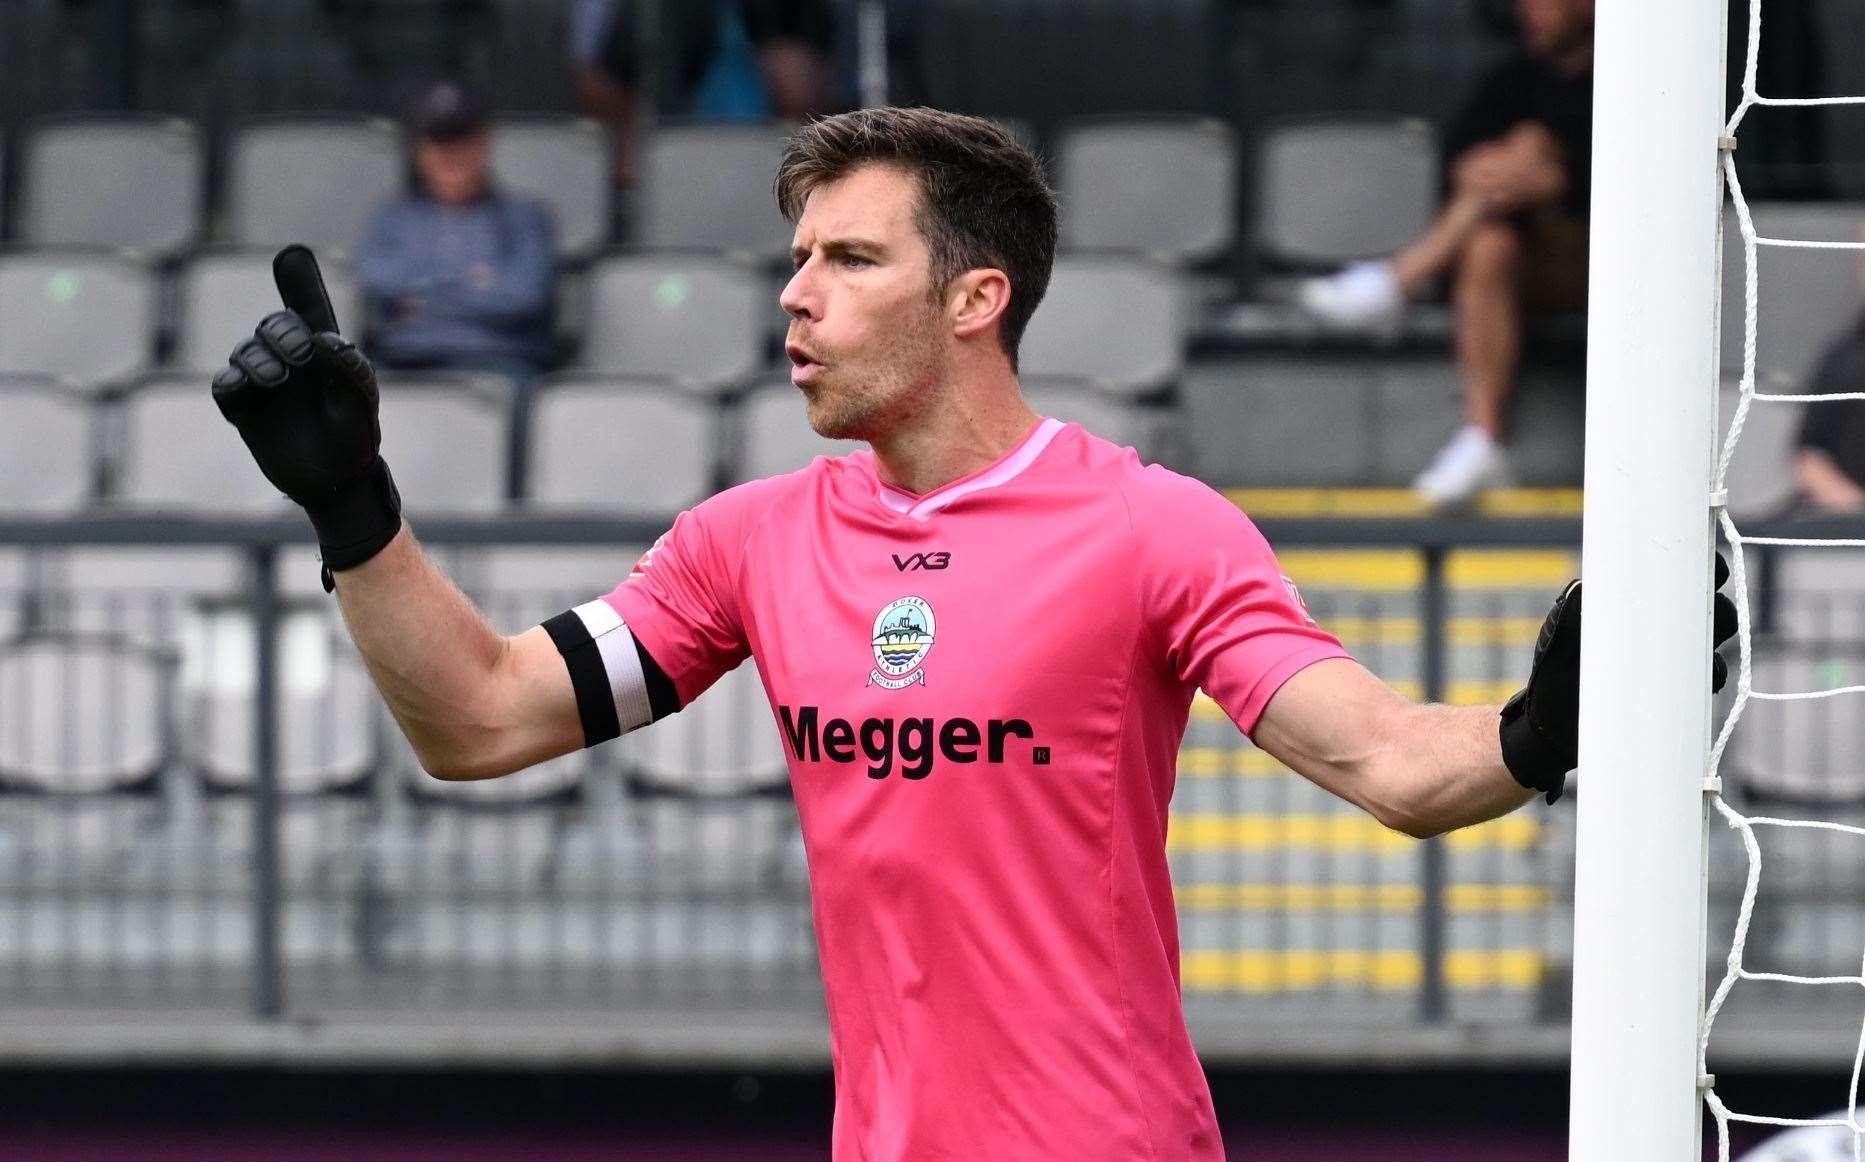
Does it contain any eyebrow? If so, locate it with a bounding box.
[791,237,887,266]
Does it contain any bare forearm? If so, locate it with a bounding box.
[328,521,508,777]
[1391,702,1536,838]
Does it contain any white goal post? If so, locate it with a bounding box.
[1569,0,1729,1158]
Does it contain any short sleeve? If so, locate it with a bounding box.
[1136,473,1351,737]
[601,486,763,709]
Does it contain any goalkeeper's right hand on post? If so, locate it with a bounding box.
[210,244,403,593]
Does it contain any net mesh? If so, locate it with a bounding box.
[1703,0,1865,1156]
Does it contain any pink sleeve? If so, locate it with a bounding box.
[600,483,766,709]
[1137,472,1351,737]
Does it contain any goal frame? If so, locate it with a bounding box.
[1569,0,1730,1157]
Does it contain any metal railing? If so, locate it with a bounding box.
[4,512,1863,1066]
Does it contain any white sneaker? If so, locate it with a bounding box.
[1296,261,1405,337]
[1413,425,1513,508]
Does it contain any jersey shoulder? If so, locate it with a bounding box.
[679,447,871,543]
[1046,423,1257,537]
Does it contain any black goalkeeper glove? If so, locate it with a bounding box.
[1498,553,1738,805]
[211,245,401,593]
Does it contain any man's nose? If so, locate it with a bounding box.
[780,261,817,321]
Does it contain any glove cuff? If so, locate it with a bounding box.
[1499,690,1569,805]
[303,457,403,592]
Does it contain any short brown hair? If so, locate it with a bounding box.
[774,107,1059,367]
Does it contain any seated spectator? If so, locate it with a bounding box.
[570,0,839,184]
[1795,311,1865,512]
[1299,0,1594,507]
[358,81,555,496]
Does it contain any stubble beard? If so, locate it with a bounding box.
[803,308,945,443]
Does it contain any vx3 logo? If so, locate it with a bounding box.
[892,551,951,572]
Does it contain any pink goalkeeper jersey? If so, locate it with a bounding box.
[599,418,1348,1161]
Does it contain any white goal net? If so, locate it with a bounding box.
[1703,0,1865,1157]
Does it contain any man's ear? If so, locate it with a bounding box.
[948,268,1012,343]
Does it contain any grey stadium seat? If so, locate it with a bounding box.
[1018,255,1186,397]
[190,610,379,794]
[1057,118,1237,264]
[1255,119,1440,267]
[628,659,788,795]
[1179,356,1379,486]
[1719,380,1805,521]
[734,379,862,482]
[111,375,293,514]
[0,376,92,513]
[1733,550,1865,802]
[1720,204,1865,393]
[636,122,793,261]
[0,634,174,793]
[376,373,514,514]
[1022,378,1153,459]
[174,250,361,373]
[522,375,715,512]
[579,254,767,392]
[491,117,612,260]
[17,116,204,258]
[226,118,404,256]
[0,250,156,387]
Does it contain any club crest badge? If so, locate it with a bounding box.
[869,596,935,689]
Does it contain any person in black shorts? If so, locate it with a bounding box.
[1300,0,1595,508]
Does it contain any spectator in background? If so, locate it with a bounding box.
[570,0,840,185]
[358,80,555,497]
[1794,311,1865,512]
[1299,0,1594,508]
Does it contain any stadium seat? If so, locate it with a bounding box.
[225,117,405,256]
[1253,119,1441,268]
[521,375,716,512]
[0,250,156,388]
[1732,550,1865,802]
[1720,203,1865,393]
[627,660,787,796]
[0,376,93,513]
[1021,377,1154,458]
[733,379,863,482]
[376,372,514,514]
[1018,255,1186,397]
[173,250,362,372]
[1179,357,1377,486]
[0,633,174,794]
[490,116,613,260]
[579,254,767,392]
[190,608,379,794]
[1056,117,1237,264]
[635,122,793,262]
[110,375,292,514]
[1719,379,1806,521]
[16,116,204,258]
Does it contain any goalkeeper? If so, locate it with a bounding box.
[213,107,1735,1162]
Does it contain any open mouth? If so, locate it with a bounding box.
[787,343,824,383]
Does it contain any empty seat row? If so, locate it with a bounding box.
[0,372,1164,518]
[0,624,787,807]
[0,249,1192,397]
[0,113,1453,272]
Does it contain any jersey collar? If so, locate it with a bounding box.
[873,417,1065,523]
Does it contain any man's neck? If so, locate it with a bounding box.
[869,371,1041,497]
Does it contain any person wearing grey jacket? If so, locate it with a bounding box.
[358,81,556,495]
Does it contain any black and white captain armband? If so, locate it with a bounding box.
[541,600,679,748]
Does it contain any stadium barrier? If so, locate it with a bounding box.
[0,511,1856,1068]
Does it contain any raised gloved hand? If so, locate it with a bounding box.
[1499,553,1738,804]
[211,245,401,593]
